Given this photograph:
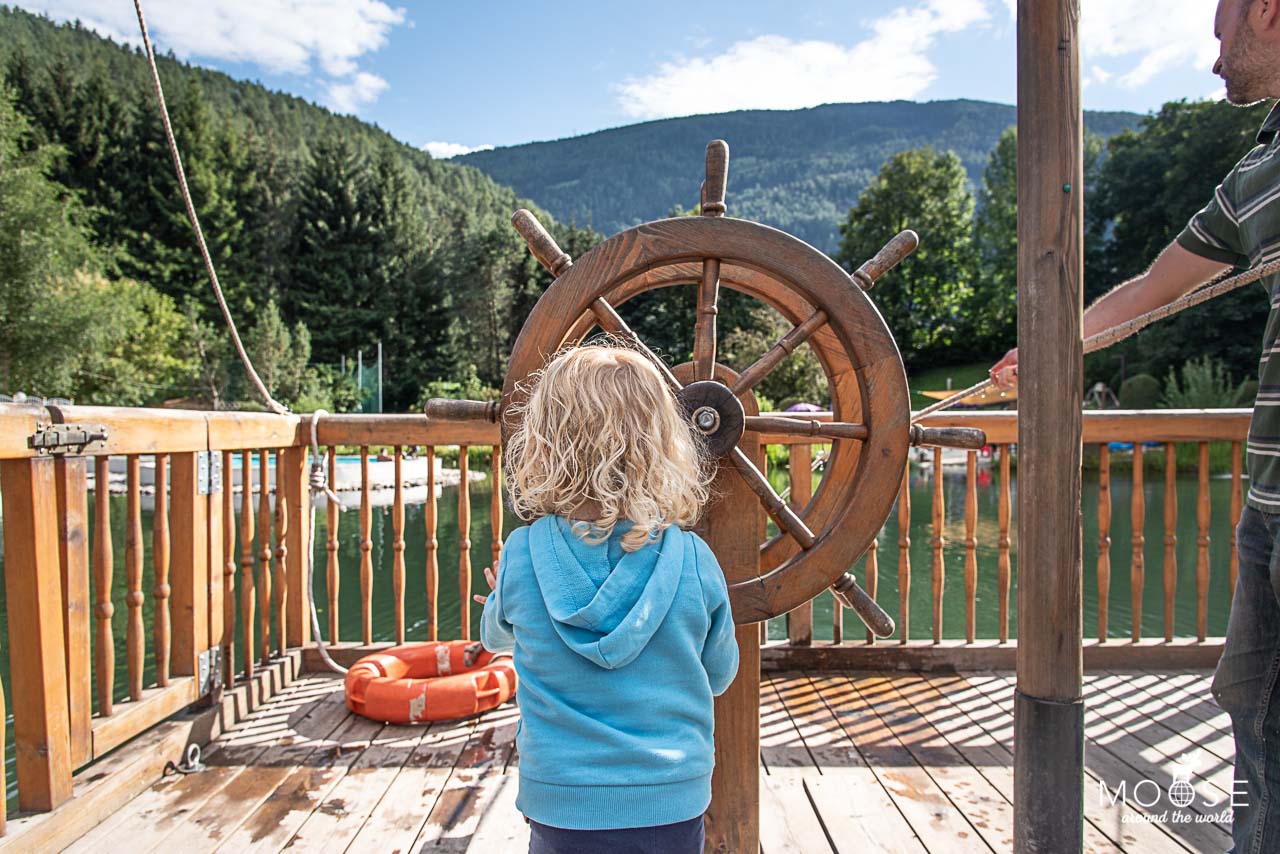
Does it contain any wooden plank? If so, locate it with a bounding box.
[410,703,520,852]
[284,721,430,851]
[761,768,834,853]
[458,446,472,640]
[425,445,438,641]
[964,451,978,644]
[0,456,74,810]
[464,772,531,853]
[315,414,500,448]
[393,447,406,643]
[898,463,911,644]
[932,447,946,644]
[127,454,146,701]
[258,449,273,662]
[786,443,813,647]
[854,674,1014,852]
[967,671,1231,851]
[0,653,301,854]
[1098,444,1112,641]
[1098,671,1233,763]
[1196,443,1211,641]
[221,450,236,690]
[1128,670,1228,728]
[933,672,1189,854]
[326,446,341,644]
[360,446,373,644]
[45,405,209,454]
[808,672,991,852]
[63,676,333,853]
[204,451,221,683]
[0,402,46,458]
[1163,443,1178,642]
[241,450,257,681]
[205,411,301,452]
[273,449,289,658]
[172,452,209,680]
[764,674,923,854]
[54,455,93,769]
[908,409,1252,445]
[342,712,483,852]
[92,678,198,759]
[185,686,376,852]
[1132,443,1146,641]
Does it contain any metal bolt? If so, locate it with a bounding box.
[693,406,720,433]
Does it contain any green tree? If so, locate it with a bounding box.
[244,300,312,405]
[836,147,977,365]
[0,86,97,394]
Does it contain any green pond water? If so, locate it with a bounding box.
[0,465,1240,807]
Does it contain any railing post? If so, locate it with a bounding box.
[0,457,74,810]
[283,445,310,648]
[171,451,210,681]
[786,443,813,646]
[54,454,93,769]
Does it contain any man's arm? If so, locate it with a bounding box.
[989,241,1231,389]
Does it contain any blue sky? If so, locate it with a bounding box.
[21,1,1226,156]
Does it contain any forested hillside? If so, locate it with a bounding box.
[0,6,594,411]
[459,101,1141,252]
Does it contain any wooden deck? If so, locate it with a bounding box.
[60,669,1233,853]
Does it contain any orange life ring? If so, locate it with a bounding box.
[344,640,517,724]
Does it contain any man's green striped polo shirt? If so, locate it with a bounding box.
[1177,101,1280,512]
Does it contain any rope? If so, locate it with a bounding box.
[132,0,289,416]
[306,410,348,674]
[911,256,1280,422]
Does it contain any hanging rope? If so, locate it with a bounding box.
[132,0,289,416]
[911,256,1280,423]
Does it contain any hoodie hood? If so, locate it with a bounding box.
[527,515,685,670]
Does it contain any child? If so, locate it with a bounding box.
[475,344,740,854]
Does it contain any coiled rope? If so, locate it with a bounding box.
[132,0,288,416]
[912,256,1280,422]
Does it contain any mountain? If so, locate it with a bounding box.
[459,100,1143,252]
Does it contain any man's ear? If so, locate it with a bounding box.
[1258,0,1280,31]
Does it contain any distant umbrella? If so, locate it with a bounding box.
[785,402,824,412]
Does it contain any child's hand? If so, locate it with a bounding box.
[472,565,496,605]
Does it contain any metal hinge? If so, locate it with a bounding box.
[197,647,222,697]
[27,422,109,455]
[197,451,221,495]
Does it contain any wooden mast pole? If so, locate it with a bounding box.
[1014,1,1085,850]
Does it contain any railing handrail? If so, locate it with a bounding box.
[0,403,1254,460]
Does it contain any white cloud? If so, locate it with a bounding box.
[614,0,989,119]
[17,1,405,113]
[1081,0,1219,88]
[327,71,389,114]
[422,141,496,159]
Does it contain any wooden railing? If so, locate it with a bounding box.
[0,404,1248,825]
[756,409,1249,670]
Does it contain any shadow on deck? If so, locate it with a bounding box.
[62,670,1232,853]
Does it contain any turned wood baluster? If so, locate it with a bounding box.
[459,447,473,640]
[861,536,878,646]
[787,443,814,647]
[274,449,288,656]
[426,445,439,641]
[153,453,171,687]
[1197,442,1211,641]
[898,462,911,645]
[1230,441,1242,596]
[997,445,1012,644]
[964,451,978,644]
[393,447,406,644]
[240,451,256,680]
[222,450,235,688]
[125,455,144,701]
[1131,443,1146,641]
[1163,443,1178,642]
[360,447,373,644]
[492,444,503,567]
[1097,445,1112,642]
[326,447,340,643]
[94,456,115,716]
[257,450,272,662]
[931,448,945,644]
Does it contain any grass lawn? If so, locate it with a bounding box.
[907,360,995,410]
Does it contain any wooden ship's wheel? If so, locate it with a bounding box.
[427,140,984,635]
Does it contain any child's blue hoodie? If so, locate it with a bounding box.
[480,515,739,830]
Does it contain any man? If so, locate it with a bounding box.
[990,2,1280,850]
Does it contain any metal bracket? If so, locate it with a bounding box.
[197,647,222,697]
[196,451,222,495]
[27,422,109,455]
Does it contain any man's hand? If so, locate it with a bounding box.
[990,348,1019,390]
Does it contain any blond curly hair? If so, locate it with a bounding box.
[504,343,711,551]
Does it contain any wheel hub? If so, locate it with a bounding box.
[677,381,744,457]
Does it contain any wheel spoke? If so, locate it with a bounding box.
[692,258,720,381]
[591,297,683,391]
[730,310,828,396]
[743,415,867,441]
[728,447,816,549]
